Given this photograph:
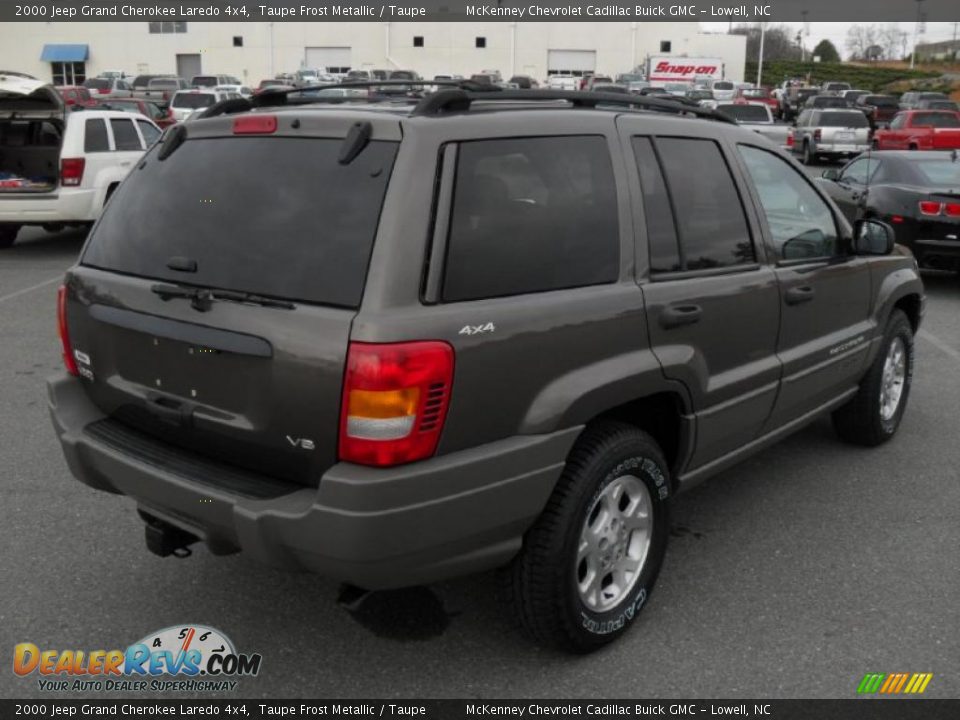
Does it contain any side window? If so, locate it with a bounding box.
[110,118,142,150]
[653,137,755,270]
[889,114,905,129]
[84,119,109,152]
[840,158,875,185]
[442,136,619,302]
[631,137,680,273]
[137,120,161,147]
[797,110,810,127]
[739,145,839,261]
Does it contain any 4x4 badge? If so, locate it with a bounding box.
[459,323,495,336]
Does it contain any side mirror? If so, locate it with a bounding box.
[822,168,840,181]
[853,218,895,255]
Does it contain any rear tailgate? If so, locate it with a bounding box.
[66,114,401,486]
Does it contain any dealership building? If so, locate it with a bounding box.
[0,21,745,86]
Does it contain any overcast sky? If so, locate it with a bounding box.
[700,21,960,59]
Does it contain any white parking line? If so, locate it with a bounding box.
[919,329,960,364]
[0,276,62,304]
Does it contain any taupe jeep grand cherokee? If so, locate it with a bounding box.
[48,86,924,652]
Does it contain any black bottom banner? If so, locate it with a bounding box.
[1,700,958,720]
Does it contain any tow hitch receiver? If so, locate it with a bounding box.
[142,513,199,558]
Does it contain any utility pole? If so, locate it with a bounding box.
[757,22,766,87]
[910,0,924,69]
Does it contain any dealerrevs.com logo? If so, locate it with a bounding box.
[14,625,262,693]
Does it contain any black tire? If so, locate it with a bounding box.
[41,223,64,233]
[832,309,914,446]
[802,142,813,165]
[0,223,21,249]
[504,421,671,652]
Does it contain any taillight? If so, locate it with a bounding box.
[57,286,79,377]
[813,129,822,142]
[919,201,942,216]
[786,134,794,147]
[339,341,454,467]
[232,115,277,134]
[60,158,85,187]
[944,203,960,217]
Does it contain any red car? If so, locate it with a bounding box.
[55,86,97,108]
[872,110,960,150]
[736,86,780,116]
[94,98,176,129]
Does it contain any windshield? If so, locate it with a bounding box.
[820,112,869,128]
[192,76,217,87]
[149,79,178,89]
[713,82,734,90]
[83,79,110,90]
[172,94,216,109]
[914,159,960,185]
[82,137,398,308]
[718,104,770,122]
[390,71,415,80]
[741,89,770,98]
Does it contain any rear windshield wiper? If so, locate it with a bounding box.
[151,283,295,311]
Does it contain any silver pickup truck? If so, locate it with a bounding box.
[792,108,871,165]
[716,102,791,149]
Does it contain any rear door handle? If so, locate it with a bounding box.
[659,304,703,329]
[785,286,815,305]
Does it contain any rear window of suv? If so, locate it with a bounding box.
[82,137,398,308]
[172,93,216,109]
[442,136,619,302]
[819,112,868,127]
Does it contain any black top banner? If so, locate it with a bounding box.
[1,0,958,22]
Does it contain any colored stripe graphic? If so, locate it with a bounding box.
[857,673,885,694]
[857,672,933,694]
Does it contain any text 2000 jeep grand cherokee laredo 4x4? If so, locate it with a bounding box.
[48,85,924,652]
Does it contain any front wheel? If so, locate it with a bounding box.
[833,310,914,446]
[504,422,671,652]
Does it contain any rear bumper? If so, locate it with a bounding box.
[814,143,870,157]
[0,189,98,223]
[913,238,960,270]
[48,374,579,589]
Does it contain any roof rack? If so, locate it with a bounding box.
[192,81,736,125]
[412,88,737,124]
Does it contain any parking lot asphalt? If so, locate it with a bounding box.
[2,165,958,700]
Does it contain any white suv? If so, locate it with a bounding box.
[0,77,161,248]
[169,89,238,123]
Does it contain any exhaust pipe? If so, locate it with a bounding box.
[140,512,199,559]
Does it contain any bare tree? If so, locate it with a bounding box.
[731,23,803,61]
[847,24,883,60]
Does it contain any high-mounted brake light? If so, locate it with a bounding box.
[57,286,79,377]
[60,158,85,187]
[233,115,277,135]
[339,341,454,467]
[919,200,943,216]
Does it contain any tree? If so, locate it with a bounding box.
[731,24,802,61]
[846,24,881,60]
[811,39,840,63]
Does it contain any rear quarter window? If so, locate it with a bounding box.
[83,119,109,152]
[442,136,619,302]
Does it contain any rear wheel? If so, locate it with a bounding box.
[0,223,21,249]
[833,310,913,446]
[802,142,814,165]
[504,422,671,652]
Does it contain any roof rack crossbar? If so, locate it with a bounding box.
[411,88,737,124]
